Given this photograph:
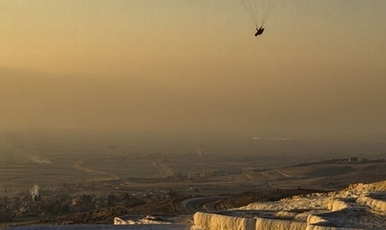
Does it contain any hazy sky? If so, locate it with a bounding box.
[0,0,385,137]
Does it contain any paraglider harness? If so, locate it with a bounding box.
[255,27,265,36]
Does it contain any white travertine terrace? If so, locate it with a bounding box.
[191,180,386,230]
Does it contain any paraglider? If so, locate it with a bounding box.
[255,27,265,36]
[241,0,277,36]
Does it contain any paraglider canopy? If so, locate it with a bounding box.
[241,0,277,35]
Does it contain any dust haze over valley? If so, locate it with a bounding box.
[1,67,386,136]
[1,129,386,193]
[1,69,386,194]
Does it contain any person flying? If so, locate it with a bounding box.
[255,27,265,36]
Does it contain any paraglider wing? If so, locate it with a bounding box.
[241,0,277,28]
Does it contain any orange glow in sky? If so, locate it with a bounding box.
[1,0,385,136]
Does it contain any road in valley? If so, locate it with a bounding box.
[179,196,229,213]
